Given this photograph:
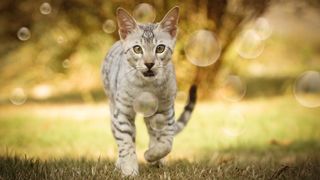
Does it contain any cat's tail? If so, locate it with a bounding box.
[174,85,197,135]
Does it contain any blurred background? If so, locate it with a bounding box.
[0,0,320,164]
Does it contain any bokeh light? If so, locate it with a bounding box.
[102,19,116,34]
[149,114,167,131]
[10,88,27,105]
[184,30,221,67]
[219,75,246,102]
[31,84,52,100]
[133,3,156,23]
[133,91,158,117]
[254,17,272,40]
[17,27,31,41]
[236,29,264,59]
[39,2,52,15]
[221,109,246,138]
[294,71,320,108]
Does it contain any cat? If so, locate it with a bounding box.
[101,6,197,176]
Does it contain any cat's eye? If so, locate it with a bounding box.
[156,44,165,53]
[133,45,143,54]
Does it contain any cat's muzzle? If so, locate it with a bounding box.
[143,70,155,77]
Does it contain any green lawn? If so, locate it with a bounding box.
[0,96,320,179]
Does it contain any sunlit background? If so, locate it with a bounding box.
[0,0,320,170]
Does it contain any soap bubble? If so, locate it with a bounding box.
[236,29,264,59]
[184,30,221,67]
[102,19,116,34]
[17,27,31,41]
[219,75,246,102]
[56,36,65,44]
[176,91,187,102]
[254,17,272,40]
[62,59,70,68]
[39,2,52,15]
[294,71,320,108]
[10,88,27,105]
[221,109,246,138]
[133,3,156,23]
[149,114,167,131]
[133,92,158,117]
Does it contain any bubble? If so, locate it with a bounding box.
[219,75,246,102]
[294,71,320,108]
[184,30,221,67]
[254,17,272,40]
[133,92,158,117]
[133,3,156,23]
[10,88,27,105]
[39,2,52,15]
[17,27,31,41]
[221,109,246,138]
[57,36,65,44]
[102,19,116,34]
[236,29,264,59]
[176,91,187,102]
[149,114,167,131]
[62,59,70,68]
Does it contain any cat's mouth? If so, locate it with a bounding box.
[142,70,155,77]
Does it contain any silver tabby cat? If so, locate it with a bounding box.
[101,6,197,176]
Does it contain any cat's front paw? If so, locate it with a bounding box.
[115,156,139,177]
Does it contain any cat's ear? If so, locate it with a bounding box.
[159,6,179,38]
[116,7,137,40]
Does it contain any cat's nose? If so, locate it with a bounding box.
[144,63,155,70]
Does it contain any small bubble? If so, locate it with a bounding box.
[254,17,272,40]
[221,109,246,138]
[133,3,156,23]
[184,30,221,67]
[102,19,116,34]
[10,88,27,105]
[219,75,246,102]
[149,114,167,131]
[40,2,52,15]
[236,29,264,59]
[17,27,31,41]
[294,71,320,108]
[176,91,187,102]
[62,59,70,68]
[133,92,158,117]
[56,36,65,44]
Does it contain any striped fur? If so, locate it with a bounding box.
[101,6,197,176]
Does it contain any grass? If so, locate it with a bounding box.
[0,95,320,179]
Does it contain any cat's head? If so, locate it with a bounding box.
[116,6,179,80]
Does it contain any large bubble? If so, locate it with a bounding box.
[39,2,52,15]
[133,3,156,23]
[219,75,246,102]
[236,29,264,59]
[17,27,31,41]
[254,17,272,40]
[10,88,27,105]
[294,71,320,108]
[221,109,246,138]
[133,92,158,117]
[102,19,116,34]
[184,30,221,67]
